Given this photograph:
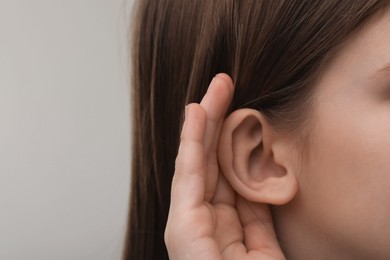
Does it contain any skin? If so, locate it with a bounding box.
[165,8,390,260]
[273,8,390,259]
[165,73,285,260]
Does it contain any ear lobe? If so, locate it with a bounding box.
[218,109,298,205]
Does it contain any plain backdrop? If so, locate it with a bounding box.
[0,0,133,259]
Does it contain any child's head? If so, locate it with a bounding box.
[125,0,390,259]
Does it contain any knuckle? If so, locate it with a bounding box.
[164,228,170,247]
[175,159,205,177]
[164,220,171,244]
[164,223,176,250]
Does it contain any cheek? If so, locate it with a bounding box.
[300,104,390,254]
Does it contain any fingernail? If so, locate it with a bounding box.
[208,76,215,86]
[215,73,231,84]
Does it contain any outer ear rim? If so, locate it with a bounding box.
[218,108,299,206]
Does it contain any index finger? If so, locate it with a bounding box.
[201,73,234,154]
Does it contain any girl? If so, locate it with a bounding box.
[123,0,390,259]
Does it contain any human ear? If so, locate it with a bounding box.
[217,108,299,205]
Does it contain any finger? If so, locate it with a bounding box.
[170,103,207,210]
[200,73,234,201]
[236,196,283,254]
[211,171,235,206]
[200,73,234,155]
[212,174,241,253]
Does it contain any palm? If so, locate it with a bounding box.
[165,74,285,260]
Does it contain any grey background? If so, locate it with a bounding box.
[0,0,133,259]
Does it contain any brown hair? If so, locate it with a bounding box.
[122,1,388,259]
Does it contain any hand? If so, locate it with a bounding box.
[165,73,286,260]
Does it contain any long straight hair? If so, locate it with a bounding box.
[122,1,388,259]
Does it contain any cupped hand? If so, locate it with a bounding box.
[165,73,286,260]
